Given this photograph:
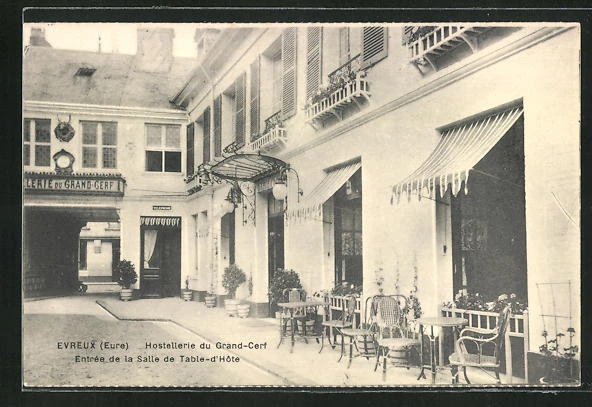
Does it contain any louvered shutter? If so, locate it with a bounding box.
[234,72,246,147]
[186,123,194,175]
[250,57,260,141]
[361,26,388,69]
[281,27,297,120]
[213,96,222,157]
[202,107,211,164]
[305,27,322,102]
[402,26,414,45]
[339,27,350,65]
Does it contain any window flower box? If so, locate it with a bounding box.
[248,111,287,153]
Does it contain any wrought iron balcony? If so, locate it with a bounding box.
[305,54,371,128]
[407,26,490,71]
[184,163,220,195]
[248,111,287,153]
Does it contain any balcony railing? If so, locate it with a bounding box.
[305,54,371,128]
[441,306,529,383]
[407,26,489,71]
[248,111,287,153]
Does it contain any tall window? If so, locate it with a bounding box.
[250,57,260,140]
[186,123,195,175]
[339,27,361,65]
[272,52,283,116]
[145,124,182,172]
[213,96,222,157]
[202,107,211,164]
[305,27,323,102]
[81,121,117,169]
[234,72,246,147]
[361,26,388,69]
[23,119,51,167]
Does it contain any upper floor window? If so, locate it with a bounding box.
[23,118,51,167]
[81,121,117,169]
[145,124,181,172]
[281,27,298,120]
[360,26,388,69]
[187,123,195,175]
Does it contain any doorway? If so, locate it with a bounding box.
[267,194,284,314]
[334,168,363,287]
[140,217,182,298]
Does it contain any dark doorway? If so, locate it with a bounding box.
[268,194,284,315]
[140,217,182,298]
[334,168,363,286]
[450,117,527,300]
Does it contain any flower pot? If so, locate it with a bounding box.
[120,288,133,301]
[236,303,250,318]
[225,299,239,316]
[205,295,216,308]
[181,290,193,301]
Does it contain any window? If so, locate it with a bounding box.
[202,107,211,164]
[306,27,323,102]
[145,124,182,172]
[79,240,87,270]
[213,96,222,157]
[361,26,388,69]
[234,73,247,147]
[339,27,361,65]
[187,123,195,175]
[281,27,298,120]
[81,121,117,169]
[23,119,51,167]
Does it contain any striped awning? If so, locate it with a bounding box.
[287,160,361,221]
[392,105,523,204]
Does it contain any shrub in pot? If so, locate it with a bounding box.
[181,276,193,301]
[222,264,246,316]
[116,259,137,301]
[268,269,302,317]
[236,274,253,318]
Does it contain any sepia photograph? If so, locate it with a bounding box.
[22,18,581,388]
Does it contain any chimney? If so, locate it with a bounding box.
[135,27,175,73]
[194,28,220,60]
[30,27,52,47]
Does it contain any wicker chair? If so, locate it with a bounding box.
[374,295,421,380]
[339,295,381,368]
[448,304,512,384]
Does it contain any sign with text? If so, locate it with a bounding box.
[24,173,125,196]
[152,205,172,211]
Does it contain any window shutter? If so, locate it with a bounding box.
[339,27,350,65]
[250,57,260,141]
[361,26,388,69]
[234,72,246,147]
[203,107,211,164]
[186,123,194,175]
[305,27,322,102]
[213,96,222,157]
[402,26,414,45]
[281,27,297,120]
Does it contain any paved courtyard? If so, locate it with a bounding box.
[23,294,523,388]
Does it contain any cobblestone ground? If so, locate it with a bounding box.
[23,296,284,387]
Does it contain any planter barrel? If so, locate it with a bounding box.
[225,299,239,316]
[236,303,250,318]
[120,288,133,301]
[181,290,193,301]
[205,295,216,308]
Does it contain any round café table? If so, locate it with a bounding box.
[277,300,328,353]
[416,316,468,385]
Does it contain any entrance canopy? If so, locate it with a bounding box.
[209,154,286,182]
[288,160,361,221]
[392,104,523,204]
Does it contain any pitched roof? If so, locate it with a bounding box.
[23,46,196,110]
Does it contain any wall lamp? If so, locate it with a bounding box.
[272,165,303,206]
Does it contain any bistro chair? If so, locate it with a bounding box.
[374,295,421,380]
[448,304,512,384]
[281,288,307,337]
[339,295,382,368]
[319,294,357,361]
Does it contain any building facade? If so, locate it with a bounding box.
[23,24,580,376]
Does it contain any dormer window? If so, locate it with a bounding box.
[75,64,96,77]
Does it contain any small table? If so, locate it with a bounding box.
[417,316,468,385]
[277,300,328,353]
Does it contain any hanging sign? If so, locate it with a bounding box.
[24,172,125,196]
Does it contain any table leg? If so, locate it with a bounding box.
[277,314,284,349]
[289,310,295,353]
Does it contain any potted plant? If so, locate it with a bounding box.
[205,289,217,308]
[116,259,137,301]
[181,276,193,301]
[268,269,302,318]
[222,264,246,317]
[538,328,579,384]
[236,274,253,319]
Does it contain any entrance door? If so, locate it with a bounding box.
[267,194,284,314]
[334,168,363,286]
[140,217,182,298]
